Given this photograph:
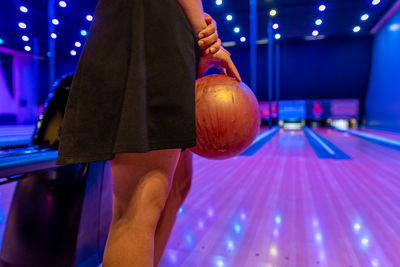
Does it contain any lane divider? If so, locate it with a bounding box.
[334,127,400,151]
[0,136,32,149]
[362,126,400,135]
[0,150,58,178]
[241,126,279,156]
[304,127,351,159]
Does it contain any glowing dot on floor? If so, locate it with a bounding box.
[178,206,184,214]
[269,246,278,256]
[361,237,369,246]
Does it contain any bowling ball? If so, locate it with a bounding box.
[190,75,260,160]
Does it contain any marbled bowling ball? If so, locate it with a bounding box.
[190,75,260,160]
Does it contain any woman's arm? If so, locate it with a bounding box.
[176,0,208,35]
[177,0,241,81]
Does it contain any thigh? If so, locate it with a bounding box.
[109,149,182,217]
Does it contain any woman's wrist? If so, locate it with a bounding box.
[193,24,207,36]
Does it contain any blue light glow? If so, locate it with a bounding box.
[52,19,60,25]
[51,33,57,39]
[275,216,282,224]
[372,0,381,5]
[24,46,31,52]
[315,232,323,242]
[0,38,3,45]
[361,14,369,21]
[234,27,240,33]
[22,35,29,41]
[234,223,241,233]
[80,30,88,36]
[185,233,194,246]
[86,15,93,22]
[19,6,28,13]
[240,36,246,42]
[216,0,222,5]
[226,15,233,21]
[275,33,281,40]
[75,41,82,47]
[390,23,400,31]
[18,22,27,29]
[273,23,279,30]
[315,19,323,26]
[312,30,319,36]
[353,26,361,33]
[319,4,326,12]
[226,240,234,250]
[70,50,77,56]
[59,1,67,7]
[178,206,184,214]
[215,258,225,267]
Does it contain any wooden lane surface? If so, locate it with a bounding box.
[160,128,400,267]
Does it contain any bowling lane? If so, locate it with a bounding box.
[0,125,35,148]
[160,129,321,267]
[0,125,35,138]
[315,127,400,173]
[160,129,400,266]
[313,127,400,265]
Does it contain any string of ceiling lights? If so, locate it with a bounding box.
[217,0,382,43]
[0,0,384,55]
[2,0,92,56]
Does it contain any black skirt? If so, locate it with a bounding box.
[56,0,199,165]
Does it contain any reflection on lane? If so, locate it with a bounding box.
[276,129,310,157]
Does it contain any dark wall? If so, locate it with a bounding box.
[279,36,373,100]
[228,35,373,101]
[42,35,373,107]
[365,8,400,130]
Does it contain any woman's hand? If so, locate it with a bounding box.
[197,13,221,55]
[198,47,241,81]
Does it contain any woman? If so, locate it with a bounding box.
[56,0,240,266]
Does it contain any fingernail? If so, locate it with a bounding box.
[198,40,204,46]
[210,48,215,53]
[198,33,204,38]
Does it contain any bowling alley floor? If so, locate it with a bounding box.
[158,127,400,267]
[1,126,400,266]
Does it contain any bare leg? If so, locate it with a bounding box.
[103,149,181,267]
[154,150,193,266]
